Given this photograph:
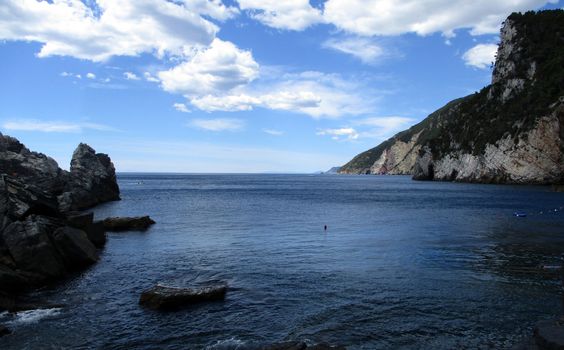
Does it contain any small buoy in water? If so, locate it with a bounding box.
[324,225,327,231]
[514,211,527,217]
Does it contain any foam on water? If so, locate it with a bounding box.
[8,308,61,325]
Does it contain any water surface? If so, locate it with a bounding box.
[2,174,564,349]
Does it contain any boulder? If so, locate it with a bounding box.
[534,319,564,349]
[0,324,11,337]
[51,226,98,267]
[1,215,66,282]
[0,264,29,293]
[66,212,106,248]
[60,143,120,211]
[99,216,155,232]
[139,284,227,310]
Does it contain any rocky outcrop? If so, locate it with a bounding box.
[0,134,121,303]
[99,216,155,232]
[139,284,227,310]
[59,143,120,211]
[340,10,564,185]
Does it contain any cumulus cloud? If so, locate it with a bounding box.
[323,37,387,64]
[238,0,556,36]
[188,70,378,118]
[317,127,359,141]
[237,0,323,31]
[86,73,96,79]
[124,72,140,80]
[189,118,245,132]
[158,39,259,96]
[462,43,498,69]
[1,119,115,133]
[0,0,232,62]
[173,103,190,113]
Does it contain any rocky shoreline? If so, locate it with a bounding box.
[0,133,159,336]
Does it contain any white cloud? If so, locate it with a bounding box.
[323,37,386,64]
[462,43,498,69]
[189,118,244,132]
[60,72,72,77]
[124,72,140,80]
[86,72,96,79]
[0,0,231,62]
[144,72,160,83]
[188,70,378,118]
[354,116,414,139]
[237,0,323,31]
[263,129,284,136]
[317,127,359,141]
[173,103,190,113]
[238,0,556,36]
[1,119,115,133]
[158,39,259,95]
[317,116,414,142]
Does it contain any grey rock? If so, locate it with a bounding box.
[52,226,98,267]
[139,284,227,310]
[66,212,106,248]
[0,264,29,293]
[1,215,66,282]
[99,216,155,232]
[61,143,120,211]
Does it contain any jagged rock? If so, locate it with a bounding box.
[139,284,227,310]
[66,212,106,248]
[99,216,155,232]
[340,10,564,185]
[60,143,120,211]
[0,324,11,337]
[51,226,98,267]
[1,215,66,283]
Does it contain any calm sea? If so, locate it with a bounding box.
[2,174,564,349]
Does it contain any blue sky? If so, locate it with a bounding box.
[0,0,562,173]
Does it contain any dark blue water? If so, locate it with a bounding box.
[2,174,564,349]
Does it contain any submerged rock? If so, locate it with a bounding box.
[0,324,11,337]
[139,284,227,310]
[534,319,564,349]
[99,216,155,232]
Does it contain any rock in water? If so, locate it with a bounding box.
[60,143,120,211]
[51,226,98,267]
[99,216,155,232]
[0,133,120,298]
[0,324,11,337]
[139,285,227,310]
[339,10,564,185]
[534,319,564,349]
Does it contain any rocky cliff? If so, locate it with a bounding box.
[340,10,564,184]
[0,133,120,298]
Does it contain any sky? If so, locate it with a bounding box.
[0,0,562,173]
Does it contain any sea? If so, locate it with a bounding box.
[2,174,564,349]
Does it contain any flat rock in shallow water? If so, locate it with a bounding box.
[139,284,227,310]
[99,216,155,232]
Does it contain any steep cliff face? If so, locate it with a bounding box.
[340,10,564,184]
